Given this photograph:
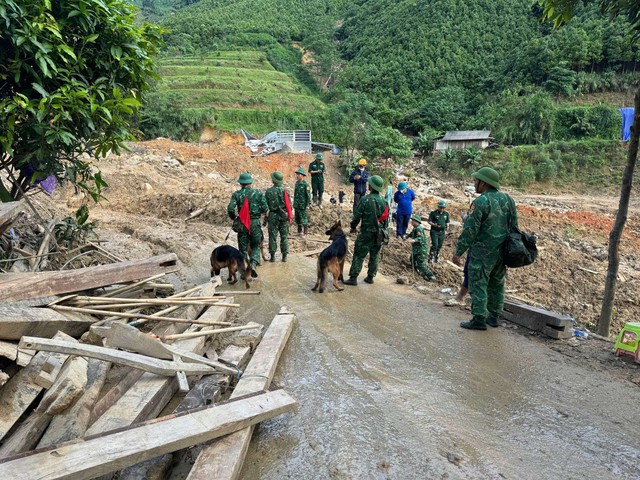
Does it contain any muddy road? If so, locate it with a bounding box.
[214,256,640,480]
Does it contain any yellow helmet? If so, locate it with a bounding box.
[358,158,367,166]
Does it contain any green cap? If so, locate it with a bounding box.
[398,181,408,191]
[472,167,500,189]
[367,175,385,193]
[238,172,253,185]
[315,153,323,160]
[411,214,422,223]
[271,171,284,184]
[437,200,447,208]
[295,167,306,176]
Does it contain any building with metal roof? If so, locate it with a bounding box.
[435,130,492,151]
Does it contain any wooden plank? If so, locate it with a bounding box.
[502,300,573,339]
[0,341,17,361]
[88,368,142,428]
[0,201,23,235]
[0,390,297,480]
[218,345,251,372]
[38,359,111,448]
[0,306,95,340]
[85,288,230,435]
[0,332,74,442]
[36,356,89,415]
[19,337,219,377]
[0,412,52,457]
[187,310,296,480]
[0,253,179,303]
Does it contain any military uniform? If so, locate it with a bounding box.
[265,171,290,262]
[455,167,517,329]
[428,203,449,263]
[294,167,311,235]
[408,216,436,281]
[308,154,325,205]
[344,176,388,285]
[227,173,268,272]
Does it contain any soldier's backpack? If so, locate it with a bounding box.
[503,196,537,268]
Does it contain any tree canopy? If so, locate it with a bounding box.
[0,0,163,202]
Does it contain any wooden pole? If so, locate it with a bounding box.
[161,324,259,341]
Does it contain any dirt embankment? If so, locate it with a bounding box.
[50,134,640,335]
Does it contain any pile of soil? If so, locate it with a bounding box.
[43,136,640,336]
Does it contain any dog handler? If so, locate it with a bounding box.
[294,167,311,237]
[265,171,291,262]
[343,175,389,286]
[227,172,268,277]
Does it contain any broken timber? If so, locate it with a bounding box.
[0,390,297,480]
[0,253,179,303]
[188,309,296,480]
[0,200,23,235]
[0,306,95,340]
[501,299,573,339]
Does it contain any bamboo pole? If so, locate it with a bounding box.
[101,273,167,298]
[69,296,228,307]
[161,324,259,341]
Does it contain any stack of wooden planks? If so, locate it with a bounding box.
[0,252,298,479]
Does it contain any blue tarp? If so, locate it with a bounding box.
[620,107,634,142]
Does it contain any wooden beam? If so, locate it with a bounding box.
[0,341,17,361]
[35,356,89,415]
[187,310,296,480]
[0,306,95,340]
[0,253,179,303]
[501,300,573,339]
[85,287,230,436]
[0,201,23,235]
[0,390,297,480]
[162,324,259,341]
[19,337,219,377]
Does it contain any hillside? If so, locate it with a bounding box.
[141,51,326,138]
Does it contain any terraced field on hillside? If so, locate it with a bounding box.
[154,51,324,133]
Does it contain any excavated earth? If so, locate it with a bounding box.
[30,134,640,478]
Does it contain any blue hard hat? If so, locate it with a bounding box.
[398,181,408,190]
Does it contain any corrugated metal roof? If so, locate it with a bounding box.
[441,130,491,141]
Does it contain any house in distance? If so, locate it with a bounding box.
[435,130,492,151]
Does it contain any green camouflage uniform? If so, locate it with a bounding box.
[227,187,268,269]
[294,179,311,226]
[455,188,517,321]
[265,185,290,257]
[428,209,450,262]
[348,192,388,279]
[308,160,325,203]
[408,224,436,280]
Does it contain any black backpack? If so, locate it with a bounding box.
[503,196,537,268]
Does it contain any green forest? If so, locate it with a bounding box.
[134,0,638,186]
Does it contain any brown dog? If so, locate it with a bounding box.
[210,245,250,289]
[312,220,348,293]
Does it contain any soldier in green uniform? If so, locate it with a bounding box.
[227,172,268,276]
[343,175,389,286]
[264,171,290,262]
[308,153,326,206]
[407,214,437,281]
[293,167,311,237]
[452,167,517,330]
[428,200,450,263]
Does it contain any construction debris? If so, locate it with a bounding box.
[502,299,574,339]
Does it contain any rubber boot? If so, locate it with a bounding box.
[269,253,275,263]
[364,276,374,284]
[303,226,308,238]
[343,277,358,286]
[297,225,303,236]
[486,315,500,328]
[282,253,287,262]
[250,263,258,278]
[460,315,487,330]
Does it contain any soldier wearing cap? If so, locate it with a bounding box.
[308,153,326,206]
[406,214,436,281]
[428,200,450,263]
[265,171,290,262]
[452,167,518,330]
[294,167,311,237]
[349,158,371,211]
[343,175,389,286]
[227,172,268,276]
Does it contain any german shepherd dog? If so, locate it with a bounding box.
[312,220,348,293]
[210,245,250,289]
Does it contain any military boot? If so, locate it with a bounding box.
[282,253,287,262]
[297,225,303,236]
[428,253,434,264]
[303,226,308,238]
[486,315,500,328]
[250,263,258,278]
[364,276,374,284]
[434,252,440,264]
[269,253,276,263]
[460,315,487,330]
[343,277,358,286]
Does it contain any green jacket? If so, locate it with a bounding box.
[308,161,325,177]
[455,188,517,258]
[294,180,311,208]
[351,192,388,233]
[227,187,268,219]
[428,209,450,232]
[408,224,428,256]
[265,185,288,214]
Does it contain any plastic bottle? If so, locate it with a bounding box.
[573,329,589,338]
